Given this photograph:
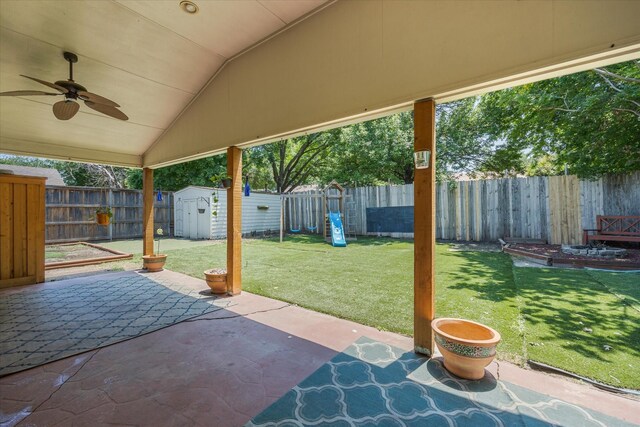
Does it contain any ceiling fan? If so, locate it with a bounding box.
[0,51,128,121]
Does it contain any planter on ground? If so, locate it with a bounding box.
[431,318,501,380]
[204,268,227,294]
[142,254,167,272]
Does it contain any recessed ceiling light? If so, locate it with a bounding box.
[179,1,199,14]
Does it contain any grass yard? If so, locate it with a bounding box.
[514,267,639,389]
[101,235,639,389]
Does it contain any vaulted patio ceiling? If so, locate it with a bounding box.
[0,0,328,166]
[1,1,639,168]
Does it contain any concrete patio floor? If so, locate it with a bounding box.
[1,269,638,426]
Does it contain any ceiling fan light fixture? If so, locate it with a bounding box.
[53,99,79,120]
[179,1,198,14]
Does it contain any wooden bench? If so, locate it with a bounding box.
[583,215,640,244]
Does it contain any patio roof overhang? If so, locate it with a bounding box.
[0,1,639,167]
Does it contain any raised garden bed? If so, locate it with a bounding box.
[45,242,132,270]
[503,243,640,270]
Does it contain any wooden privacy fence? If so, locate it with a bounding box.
[45,186,173,244]
[292,173,640,244]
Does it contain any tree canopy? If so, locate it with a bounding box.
[477,60,640,178]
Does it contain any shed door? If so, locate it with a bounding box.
[183,200,197,239]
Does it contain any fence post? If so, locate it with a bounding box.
[142,168,154,256]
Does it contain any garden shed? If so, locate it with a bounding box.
[174,186,281,239]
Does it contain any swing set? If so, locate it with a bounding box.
[279,181,348,244]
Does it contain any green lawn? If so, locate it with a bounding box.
[102,235,639,389]
[514,267,639,389]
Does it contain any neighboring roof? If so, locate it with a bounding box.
[290,185,321,193]
[0,165,65,186]
[450,172,527,181]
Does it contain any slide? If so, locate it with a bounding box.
[328,211,347,247]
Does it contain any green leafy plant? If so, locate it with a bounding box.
[210,173,233,188]
[211,190,219,217]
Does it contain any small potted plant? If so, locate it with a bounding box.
[204,268,227,294]
[211,172,233,189]
[142,228,167,272]
[221,175,233,188]
[96,206,113,225]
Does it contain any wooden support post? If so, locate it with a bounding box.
[414,98,436,356]
[167,193,172,237]
[108,188,114,242]
[227,146,242,295]
[142,167,154,256]
[280,197,284,243]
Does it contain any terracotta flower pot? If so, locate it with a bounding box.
[431,318,501,380]
[96,213,111,225]
[142,254,167,272]
[204,268,227,294]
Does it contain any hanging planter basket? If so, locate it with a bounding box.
[96,212,111,226]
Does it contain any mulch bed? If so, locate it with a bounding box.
[504,243,640,270]
[45,242,132,270]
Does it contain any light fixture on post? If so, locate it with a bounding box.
[414,150,431,169]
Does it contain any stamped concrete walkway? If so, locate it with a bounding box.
[1,270,638,426]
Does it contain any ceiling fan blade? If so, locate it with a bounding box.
[84,101,128,121]
[20,75,68,93]
[0,90,61,96]
[53,100,79,120]
[78,91,120,107]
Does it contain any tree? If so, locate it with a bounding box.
[125,156,227,191]
[246,131,340,193]
[478,60,640,178]
[328,112,415,185]
[435,98,498,180]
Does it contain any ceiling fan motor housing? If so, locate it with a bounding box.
[55,80,87,100]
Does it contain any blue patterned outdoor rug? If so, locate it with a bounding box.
[0,273,217,377]
[247,337,633,427]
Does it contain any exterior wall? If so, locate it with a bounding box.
[174,186,281,239]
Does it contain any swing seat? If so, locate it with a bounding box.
[289,228,301,233]
[306,226,317,231]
